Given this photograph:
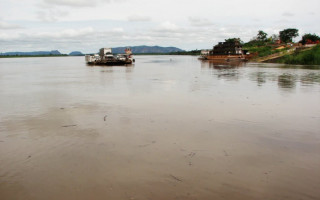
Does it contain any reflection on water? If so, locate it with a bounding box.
[300,72,320,85]
[253,72,267,86]
[200,60,246,68]
[200,60,245,82]
[278,73,297,89]
[98,66,134,73]
[200,60,320,90]
[1,56,320,200]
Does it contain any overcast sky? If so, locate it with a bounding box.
[0,0,319,53]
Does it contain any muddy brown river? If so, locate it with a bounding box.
[1,56,320,200]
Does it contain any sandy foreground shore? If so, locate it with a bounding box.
[1,101,319,200]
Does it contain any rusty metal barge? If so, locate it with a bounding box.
[85,48,135,65]
[199,40,251,61]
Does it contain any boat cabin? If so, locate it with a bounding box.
[210,40,243,55]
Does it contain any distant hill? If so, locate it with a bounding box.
[111,45,185,54]
[69,51,84,56]
[0,50,61,56]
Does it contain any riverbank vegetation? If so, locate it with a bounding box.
[240,29,320,65]
[277,45,320,65]
[242,29,297,58]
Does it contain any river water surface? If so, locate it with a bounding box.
[0,56,320,200]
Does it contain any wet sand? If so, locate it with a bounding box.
[1,56,320,200]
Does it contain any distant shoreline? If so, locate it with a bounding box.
[0,52,200,58]
[0,54,70,58]
[2,46,318,65]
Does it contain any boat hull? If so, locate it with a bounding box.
[87,60,133,66]
[201,55,248,61]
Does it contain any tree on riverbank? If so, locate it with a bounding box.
[300,33,320,45]
[257,30,268,41]
[225,38,243,44]
[279,28,299,43]
[244,30,269,47]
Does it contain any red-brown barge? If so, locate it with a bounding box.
[199,39,251,61]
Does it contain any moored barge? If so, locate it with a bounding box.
[85,48,135,65]
[199,39,251,61]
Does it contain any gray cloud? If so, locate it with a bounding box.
[0,21,23,29]
[0,26,134,53]
[36,9,69,22]
[1,0,319,53]
[41,0,127,8]
[282,12,295,17]
[127,15,151,22]
[0,20,281,52]
[42,0,104,7]
[188,17,214,27]
[0,27,94,43]
[36,0,128,22]
[274,19,294,25]
[153,21,183,33]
